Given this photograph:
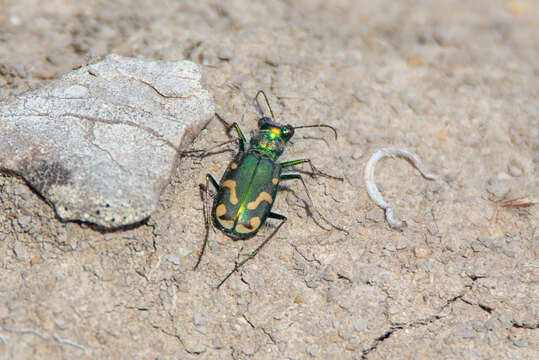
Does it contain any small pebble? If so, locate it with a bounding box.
[508,165,523,177]
[217,47,233,61]
[407,56,424,67]
[265,56,280,67]
[353,89,370,104]
[192,312,206,326]
[436,129,450,141]
[166,254,181,265]
[306,344,320,358]
[30,256,43,266]
[54,317,67,330]
[354,317,367,332]
[414,246,432,258]
[486,179,509,198]
[17,216,33,231]
[12,242,25,259]
[10,15,22,26]
[351,150,363,160]
[513,338,529,347]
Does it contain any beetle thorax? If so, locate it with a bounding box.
[250,129,289,159]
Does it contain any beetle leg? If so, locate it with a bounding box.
[268,212,287,220]
[215,112,247,152]
[206,173,219,190]
[280,173,315,208]
[280,158,342,181]
[216,214,287,289]
[194,174,220,271]
[181,138,238,158]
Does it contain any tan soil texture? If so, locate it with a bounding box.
[0,1,537,359]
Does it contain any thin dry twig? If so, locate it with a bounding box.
[364,147,437,230]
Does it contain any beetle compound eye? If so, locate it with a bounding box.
[283,125,295,138]
[258,117,272,128]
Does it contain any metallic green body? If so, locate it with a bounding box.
[212,150,281,239]
[195,95,339,286]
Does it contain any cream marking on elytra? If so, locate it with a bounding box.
[216,204,227,217]
[247,192,273,210]
[222,180,238,204]
[218,219,235,229]
[235,216,261,233]
[216,204,234,229]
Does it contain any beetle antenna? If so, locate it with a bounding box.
[294,124,339,140]
[255,90,276,121]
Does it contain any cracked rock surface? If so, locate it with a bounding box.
[0,54,213,227]
[0,0,537,359]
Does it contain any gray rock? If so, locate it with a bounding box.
[0,55,213,228]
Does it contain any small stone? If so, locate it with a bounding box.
[193,312,206,326]
[54,317,67,330]
[407,56,424,67]
[354,317,367,332]
[69,237,78,250]
[383,243,396,252]
[306,344,320,358]
[56,231,67,245]
[436,129,450,141]
[95,331,107,345]
[353,89,370,104]
[503,249,516,258]
[17,216,33,232]
[10,15,22,26]
[351,150,363,160]
[414,246,432,258]
[513,338,529,347]
[217,47,233,61]
[483,317,497,331]
[365,208,384,222]
[265,56,280,67]
[319,231,346,245]
[508,164,523,177]
[486,179,509,198]
[12,242,25,259]
[30,256,43,265]
[507,0,531,17]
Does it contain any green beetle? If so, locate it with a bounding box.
[194,91,339,287]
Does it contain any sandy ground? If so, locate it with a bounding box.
[0,0,537,359]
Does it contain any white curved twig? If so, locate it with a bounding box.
[364,147,437,230]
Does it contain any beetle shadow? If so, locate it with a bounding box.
[277,185,330,231]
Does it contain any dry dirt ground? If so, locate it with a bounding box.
[0,0,537,359]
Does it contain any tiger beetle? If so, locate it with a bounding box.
[194,90,341,288]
